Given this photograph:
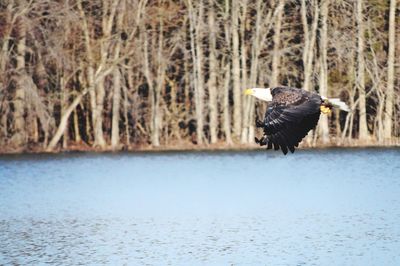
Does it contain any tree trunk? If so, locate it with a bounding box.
[232,0,242,140]
[0,102,9,141]
[318,0,330,144]
[60,74,69,149]
[73,108,82,143]
[188,0,205,144]
[111,67,121,149]
[93,1,119,149]
[0,3,12,77]
[13,16,27,147]
[154,19,166,147]
[208,2,218,144]
[122,86,130,146]
[356,0,369,141]
[94,81,107,147]
[195,1,205,145]
[47,89,89,151]
[270,0,285,87]
[301,0,319,92]
[77,0,101,148]
[242,0,263,144]
[301,0,319,145]
[240,0,248,118]
[111,2,124,149]
[383,0,396,141]
[143,25,159,146]
[222,0,233,145]
[240,0,250,144]
[223,62,233,145]
[0,3,12,142]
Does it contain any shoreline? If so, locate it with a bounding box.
[1,140,399,156]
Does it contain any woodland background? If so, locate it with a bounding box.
[0,0,398,153]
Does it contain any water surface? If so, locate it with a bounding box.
[1,148,399,265]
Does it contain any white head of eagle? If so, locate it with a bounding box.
[244,88,273,102]
[244,86,349,155]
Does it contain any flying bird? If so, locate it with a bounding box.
[245,86,350,155]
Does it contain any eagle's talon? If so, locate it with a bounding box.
[255,118,264,128]
[255,136,267,146]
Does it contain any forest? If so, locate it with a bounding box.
[0,0,398,153]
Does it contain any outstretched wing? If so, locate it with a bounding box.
[263,88,321,154]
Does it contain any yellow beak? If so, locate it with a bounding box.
[244,89,253,95]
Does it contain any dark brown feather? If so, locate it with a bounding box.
[259,86,322,154]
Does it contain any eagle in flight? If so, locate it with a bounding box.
[245,86,350,155]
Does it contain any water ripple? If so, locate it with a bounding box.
[0,149,399,265]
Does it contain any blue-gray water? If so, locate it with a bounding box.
[0,148,399,265]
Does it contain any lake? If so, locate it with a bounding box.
[0,148,399,265]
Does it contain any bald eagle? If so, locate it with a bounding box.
[245,86,350,155]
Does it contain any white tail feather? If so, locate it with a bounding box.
[327,98,350,112]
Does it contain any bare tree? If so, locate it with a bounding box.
[270,0,285,87]
[143,22,160,146]
[232,0,242,140]
[0,0,398,152]
[111,66,122,149]
[77,0,104,147]
[383,0,396,142]
[12,11,28,147]
[356,0,369,141]
[0,2,14,142]
[318,0,329,144]
[301,0,319,92]
[241,0,264,143]
[111,0,126,149]
[222,0,233,145]
[208,0,218,144]
[47,89,89,151]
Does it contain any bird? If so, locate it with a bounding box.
[244,86,350,155]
